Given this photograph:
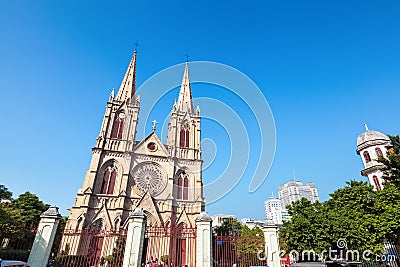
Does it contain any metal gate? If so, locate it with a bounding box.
[213,234,266,267]
[143,225,196,267]
[56,229,127,267]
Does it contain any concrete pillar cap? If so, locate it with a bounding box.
[40,206,62,219]
[195,212,212,222]
[129,207,147,219]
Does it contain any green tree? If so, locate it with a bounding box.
[279,181,396,260]
[237,225,264,255]
[0,203,24,239]
[379,135,400,188]
[214,218,243,236]
[13,192,49,228]
[279,198,330,255]
[0,185,12,200]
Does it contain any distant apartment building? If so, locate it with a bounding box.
[265,180,319,225]
[241,218,266,229]
[278,180,319,209]
[264,196,284,225]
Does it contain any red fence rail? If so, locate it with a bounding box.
[55,228,127,267]
[144,225,196,267]
[213,234,266,267]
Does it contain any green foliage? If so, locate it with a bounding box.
[0,185,12,200]
[0,187,51,262]
[53,255,90,267]
[161,255,169,263]
[214,218,243,236]
[279,180,400,261]
[237,225,264,254]
[0,249,30,261]
[0,203,24,238]
[379,135,400,188]
[13,191,49,228]
[214,218,265,256]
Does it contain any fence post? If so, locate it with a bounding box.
[122,208,147,267]
[262,224,280,267]
[195,212,213,267]
[27,206,62,267]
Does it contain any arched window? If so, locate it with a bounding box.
[183,177,189,200]
[373,175,382,190]
[180,125,190,148]
[111,112,125,139]
[100,166,117,194]
[363,151,371,163]
[375,147,383,157]
[176,170,189,200]
[180,129,185,147]
[177,176,182,200]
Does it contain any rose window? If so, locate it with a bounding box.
[133,163,166,196]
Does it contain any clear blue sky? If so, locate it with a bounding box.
[1,1,399,219]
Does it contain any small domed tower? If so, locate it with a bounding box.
[356,124,392,190]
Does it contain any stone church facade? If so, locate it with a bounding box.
[63,50,205,240]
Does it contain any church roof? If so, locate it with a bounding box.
[356,125,390,153]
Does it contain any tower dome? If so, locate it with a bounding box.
[356,124,392,191]
[356,125,390,154]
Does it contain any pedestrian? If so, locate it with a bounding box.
[151,258,157,267]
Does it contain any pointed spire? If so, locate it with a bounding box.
[176,61,194,113]
[116,50,137,103]
[364,123,369,131]
[109,88,115,101]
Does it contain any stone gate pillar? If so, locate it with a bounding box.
[28,206,62,267]
[123,208,147,267]
[262,224,280,267]
[195,212,213,267]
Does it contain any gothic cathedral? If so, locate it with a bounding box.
[64,50,205,235]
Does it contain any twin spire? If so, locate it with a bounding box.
[115,50,194,114]
[176,61,194,113]
[115,50,137,103]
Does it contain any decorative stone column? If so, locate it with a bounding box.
[28,206,62,267]
[123,208,147,267]
[262,224,280,267]
[195,212,213,267]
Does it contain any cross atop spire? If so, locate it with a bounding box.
[176,61,194,113]
[152,120,157,132]
[116,50,137,103]
[134,41,140,51]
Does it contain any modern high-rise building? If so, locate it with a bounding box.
[278,180,319,210]
[264,196,283,225]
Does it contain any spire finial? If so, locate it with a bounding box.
[152,120,157,132]
[109,88,115,101]
[185,52,190,62]
[364,123,369,131]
